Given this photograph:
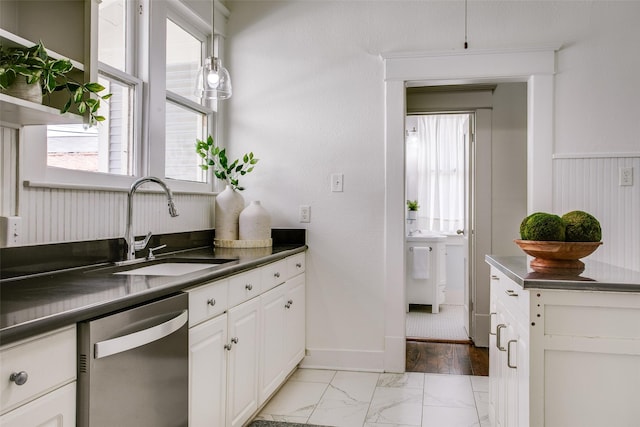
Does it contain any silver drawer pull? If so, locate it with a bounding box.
[496,324,507,351]
[207,298,216,306]
[491,275,500,280]
[245,284,253,291]
[224,343,232,351]
[505,289,519,297]
[507,339,518,369]
[285,299,294,309]
[274,272,280,278]
[9,371,28,386]
[296,263,302,268]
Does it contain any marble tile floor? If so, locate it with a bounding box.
[254,368,490,427]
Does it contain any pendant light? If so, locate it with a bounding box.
[195,0,232,100]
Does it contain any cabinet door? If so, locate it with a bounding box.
[0,382,76,427]
[284,274,306,373]
[226,298,260,427]
[189,314,227,427]
[259,285,287,405]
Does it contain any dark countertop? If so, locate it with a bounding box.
[485,255,640,292]
[1,243,306,345]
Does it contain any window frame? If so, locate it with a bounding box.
[20,0,220,194]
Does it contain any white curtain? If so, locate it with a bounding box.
[406,114,468,233]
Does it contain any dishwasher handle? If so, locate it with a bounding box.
[94,310,188,359]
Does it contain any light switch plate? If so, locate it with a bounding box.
[0,216,22,246]
[331,173,344,192]
[619,167,633,186]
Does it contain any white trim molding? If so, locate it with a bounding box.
[381,47,558,372]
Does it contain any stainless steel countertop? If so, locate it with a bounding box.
[1,244,307,345]
[485,255,640,292]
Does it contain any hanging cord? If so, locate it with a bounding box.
[464,0,468,49]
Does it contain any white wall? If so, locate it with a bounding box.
[225,1,640,371]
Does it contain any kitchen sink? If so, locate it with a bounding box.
[88,257,237,276]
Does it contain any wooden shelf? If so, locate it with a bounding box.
[0,94,82,127]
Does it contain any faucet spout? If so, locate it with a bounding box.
[125,176,179,261]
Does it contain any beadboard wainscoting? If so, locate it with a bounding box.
[553,155,640,271]
[20,187,214,245]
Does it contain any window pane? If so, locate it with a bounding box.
[165,101,206,182]
[99,0,126,71]
[166,19,202,103]
[47,76,134,175]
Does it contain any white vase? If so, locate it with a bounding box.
[215,185,245,240]
[239,201,271,240]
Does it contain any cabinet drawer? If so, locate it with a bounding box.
[261,260,287,292]
[0,325,76,414]
[0,381,76,426]
[287,253,306,278]
[490,267,530,320]
[229,269,262,308]
[188,279,229,327]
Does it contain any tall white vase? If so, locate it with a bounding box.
[239,200,271,241]
[215,185,245,240]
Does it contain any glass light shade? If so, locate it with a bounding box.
[195,57,232,100]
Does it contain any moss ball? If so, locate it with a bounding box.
[520,212,566,241]
[562,210,602,242]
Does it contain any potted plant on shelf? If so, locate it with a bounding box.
[407,199,419,220]
[195,135,260,242]
[0,41,111,126]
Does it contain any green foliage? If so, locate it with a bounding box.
[562,210,602,242]
[0,41,111,126]
[520,212,566,241]
[406,200,419,211]
[195,135,259,191]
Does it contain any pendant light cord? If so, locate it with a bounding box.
[464,0,468,49]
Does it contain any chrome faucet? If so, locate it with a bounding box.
[125,176,179,261]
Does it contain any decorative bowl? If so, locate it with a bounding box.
[514,239,603,274]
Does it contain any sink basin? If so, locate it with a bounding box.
[88,257,237,276]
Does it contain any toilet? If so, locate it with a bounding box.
[405,231,447,313]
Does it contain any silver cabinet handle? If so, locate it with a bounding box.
[274,272,280,278]
[505,289,519,297]
[94,310,188,359]
[224,343,232,351]
[285,299,293,309]
[496,324,507,351]
[231,337,239,344]
[507,339,517,368]
[491,275,499,280]
[207,298,216,306]
[456,229,464,235]
[296,263,302,268]
[489,312,497,336]
[245,284,253,291]
[9,371,28,386]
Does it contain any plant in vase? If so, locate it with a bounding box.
[196,135,259,241]
[0,41,111,126]
[407,200,419,220]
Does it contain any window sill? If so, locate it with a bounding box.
[23,180,218,196]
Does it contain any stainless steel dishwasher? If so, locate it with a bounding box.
[77,293,189,427]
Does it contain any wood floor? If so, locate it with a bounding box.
[406,340,489,376]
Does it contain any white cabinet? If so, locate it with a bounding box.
[187,252,306,427]
[226,297,261,427]
[488,265,640,426]
[0,325,76,426]
[189,313,227,427]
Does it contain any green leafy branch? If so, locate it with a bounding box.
[195,135,259,191]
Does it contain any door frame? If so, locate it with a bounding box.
[381,47,557,373]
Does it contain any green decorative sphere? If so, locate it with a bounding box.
[562,210,602,242]
[520,212,566,241]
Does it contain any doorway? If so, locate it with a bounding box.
[404,112,472,342]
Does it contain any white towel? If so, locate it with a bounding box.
[411,247,430,279]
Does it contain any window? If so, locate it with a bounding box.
[33,0,217,192]
[165,17,211,183]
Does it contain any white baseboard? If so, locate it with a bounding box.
[300,347,385,372]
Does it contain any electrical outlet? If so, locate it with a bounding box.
[299,205,311,223]
[0,216,22,247]
[331,173,344,192]
[619,167,633,186]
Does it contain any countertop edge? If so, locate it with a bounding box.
[1,245,307,346]
[485,254,640,293]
